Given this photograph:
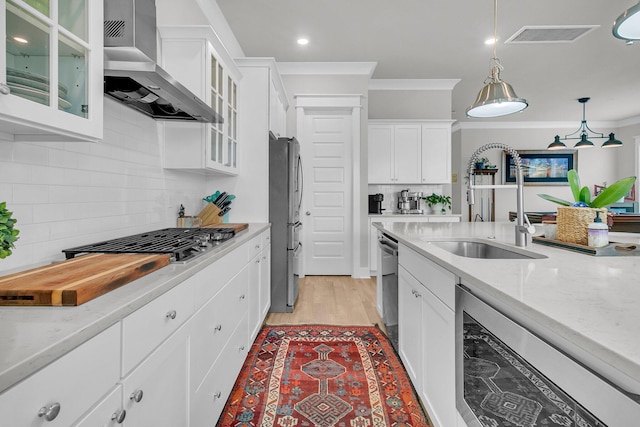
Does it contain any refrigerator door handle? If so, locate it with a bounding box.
[297,155,304,214]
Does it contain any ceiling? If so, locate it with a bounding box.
[216,0,640,125]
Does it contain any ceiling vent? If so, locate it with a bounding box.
[505,25,599,44]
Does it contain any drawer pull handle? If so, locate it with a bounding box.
[255,244,261,250]
[239,345,245,351]
[130,389,144,403]
[166,310,177,320]
[111,409,127,424]
[214,324,222,332]
[239,294,245,300]
[37,402,61,421]
[214,391,222,400]
[255,259,260,264]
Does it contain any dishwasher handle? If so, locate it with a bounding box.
[378,235,398,256]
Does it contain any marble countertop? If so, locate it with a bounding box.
[373,220,640,397]
[0,224,270,394]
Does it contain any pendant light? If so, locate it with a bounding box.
[466,0,528,118]
[547,97,623,150]
[613,1,640,41]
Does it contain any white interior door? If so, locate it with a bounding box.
[300,112,353,275]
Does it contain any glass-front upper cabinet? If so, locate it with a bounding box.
[160,25,240,175]
[1,0,103,142]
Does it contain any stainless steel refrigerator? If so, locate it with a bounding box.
[269,132,303,312]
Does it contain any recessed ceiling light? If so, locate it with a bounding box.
[484,37,497,45]
[297,38,309,45]
[13,36,28,44]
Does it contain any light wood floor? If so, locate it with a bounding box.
[265,275,384,327]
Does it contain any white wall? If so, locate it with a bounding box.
[0,99,209,273]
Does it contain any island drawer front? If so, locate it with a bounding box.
[0,323,120,427]
[196,243,249,304]
[122,276,196,376]
[190,265,249,390]
[191,313,249,427]
[262,230,271,249]
[399,244,456,309]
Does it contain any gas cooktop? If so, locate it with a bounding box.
[62,227,236,263]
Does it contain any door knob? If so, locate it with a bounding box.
[37,402,61,421]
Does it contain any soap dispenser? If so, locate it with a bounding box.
[587,211,608,247]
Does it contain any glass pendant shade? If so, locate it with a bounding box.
[547,135,567,150]
[602,133,623,148]
[574,134,594,149]
[466,80,528,118]
[613,1,640,40]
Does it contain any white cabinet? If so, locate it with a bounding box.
[121,324,189,427]
[398,244,456,427]
[1,0,103,142]
[159,26,241,174]
[0,323,120,426]
[248,230,271,342]
[368,121,452,184]
[420,124,452,184]
[368,124,421,183]
[73,386,125,427]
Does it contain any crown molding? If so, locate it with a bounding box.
[369,79,460,91]
[277,62,377,77]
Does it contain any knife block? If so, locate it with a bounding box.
[197,203,223,226]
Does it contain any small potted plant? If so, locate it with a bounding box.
[474,157,491,170]
[423,193,452,214]
[0,201,20,259]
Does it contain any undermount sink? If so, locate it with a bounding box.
[430,240,547,260]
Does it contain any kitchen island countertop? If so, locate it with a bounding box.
[373,220,640,397]
[0,223,270,394]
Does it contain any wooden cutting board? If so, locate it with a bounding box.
[0,253,170,306]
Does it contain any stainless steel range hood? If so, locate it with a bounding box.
[103,0,222,123]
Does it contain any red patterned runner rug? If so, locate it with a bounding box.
[218,325,430,427]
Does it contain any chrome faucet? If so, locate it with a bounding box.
[466,143,535,247]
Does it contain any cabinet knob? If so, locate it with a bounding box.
[306,211,311,216]
[213,391,222,400]
[262,256,267,261]
[130,389,144,403]
[255,244,261,250]
[37,402,61,421]
[239,294,245,300]
[255,259,260,264]
[214,324,222,332]
[239,345,245,352]
[166,310,177,320]
[111,409,127,424]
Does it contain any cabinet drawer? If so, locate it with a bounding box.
[0,323,120,427]
[72,385,124,427]
[249,235,263,259]
[191,265,249,390]
[196,244,249,304]
[261,230,271,249]
[122,278,196,376]
[399,244,456,309]
[191,314,249,427]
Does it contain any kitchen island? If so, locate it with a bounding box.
[374,220,640,426]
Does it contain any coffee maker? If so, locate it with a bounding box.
[368,194,384,214]
[397,189,423,214]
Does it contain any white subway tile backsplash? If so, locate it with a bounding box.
[0,100,211,273]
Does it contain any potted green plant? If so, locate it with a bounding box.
[474,157,491,170]
[538,170,636,244]
[538,170,636,208]
[423,193,452,214]
[0,202,19,259]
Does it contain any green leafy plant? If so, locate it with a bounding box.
[423,193,452,213]
[538,170,636,209]
[0,202,19,259]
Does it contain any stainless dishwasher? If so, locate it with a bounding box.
[377,232,398,349]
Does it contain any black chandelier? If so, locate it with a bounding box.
[547,97,623,150]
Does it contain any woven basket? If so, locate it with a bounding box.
[556,206,607,245]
